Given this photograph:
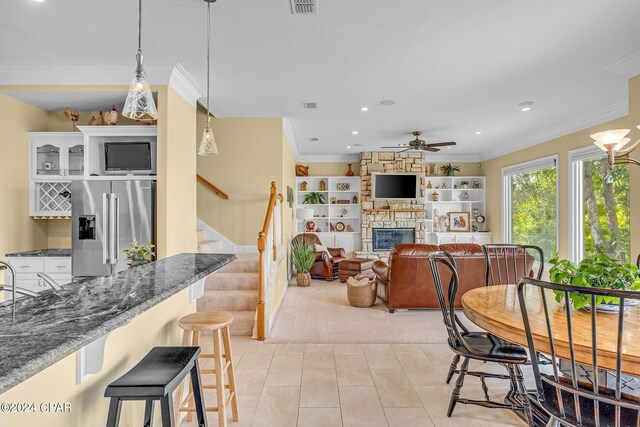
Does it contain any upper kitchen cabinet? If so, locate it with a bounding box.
[30,133,85,180]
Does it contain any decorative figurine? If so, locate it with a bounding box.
[319,180,326,191]
[300,181,308,191]
[296,164,309,176]
[352,195,358,204]
[305,220,315,232]
[431,191,439,202]
[462,191,470,201]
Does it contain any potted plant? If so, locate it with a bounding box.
[303,192,326,204]
[440,164,461,176]
[549,253,640,311]
[291,238,315,287]
[460,180,469,189]
[123,240,156,267]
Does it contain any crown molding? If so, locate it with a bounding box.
[422,153,481,162]
[0,63,203,107]
[479,100,628,161]
[602,49,640,79]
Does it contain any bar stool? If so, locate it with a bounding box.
[104,346,207,427]
[175,311,239,427]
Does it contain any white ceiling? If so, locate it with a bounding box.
[2,0,640,161]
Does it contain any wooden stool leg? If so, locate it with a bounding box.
[105,397,122,427]
[160,394,175,427]
[143,399,154,427]
[222,325,239,422]
[190,361,208,427]
[213,328,227,427]
[186,330,200,423]
[173,330,191,425]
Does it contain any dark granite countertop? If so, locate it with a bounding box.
[5,248,72,257]
[0,252,235,394]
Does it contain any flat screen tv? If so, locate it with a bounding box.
[372,173,419,200]
[104,142,152,173]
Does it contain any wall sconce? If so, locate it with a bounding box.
[591,126,640,182]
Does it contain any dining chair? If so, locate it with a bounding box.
[483,244,544,285]
[517,277,640,427]
[428,251,533,423]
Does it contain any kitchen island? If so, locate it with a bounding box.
[0,252,235,426]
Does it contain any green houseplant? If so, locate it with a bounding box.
[549,253,640,310]
[302,192,326,205]
[460,180,469,189]
[123,240,156,267]
[291,238,315,287]
[440,164,461,176]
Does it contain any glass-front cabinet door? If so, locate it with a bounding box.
[66,143,84,177]
[33,141,63,179]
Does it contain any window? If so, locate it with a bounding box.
[502,156,558,258]
[569,146,630,262]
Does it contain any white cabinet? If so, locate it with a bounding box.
[295,176,361,256]
[5,256,72,299]
[430,232,493,245]
[30,133,85,180]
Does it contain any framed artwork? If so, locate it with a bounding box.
[448,212,470,232]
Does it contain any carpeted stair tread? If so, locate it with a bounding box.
[227,310,255,336]
[197,289,258,312]
[198,239,223,253]
[218,257,259,273]
[205,272,259,291]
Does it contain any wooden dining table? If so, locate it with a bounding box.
[461,284,640,377]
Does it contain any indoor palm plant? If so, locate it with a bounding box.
[123,240,156,267]
[291,238,315,286]
[549,252,640,310]
[302,192,326,204]
[440,164,461,176]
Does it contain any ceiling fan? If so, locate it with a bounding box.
[381,131,456,152]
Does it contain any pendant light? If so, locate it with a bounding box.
[198,0,219,156]
[123,0,158,121]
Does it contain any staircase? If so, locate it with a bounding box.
[196,230,258,336]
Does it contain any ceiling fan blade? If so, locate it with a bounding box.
[398,148,414,153]
[424,147,440,152]
[425,141,456,147]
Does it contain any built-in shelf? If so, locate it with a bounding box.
[365,209,423,213]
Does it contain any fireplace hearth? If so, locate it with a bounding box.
[372,228,415,252]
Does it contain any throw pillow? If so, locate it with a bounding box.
[315,244,329,253]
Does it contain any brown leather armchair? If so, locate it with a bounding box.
[292,233,346,281]
[372,243,487,312]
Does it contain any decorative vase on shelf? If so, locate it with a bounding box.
[427,180,432,189]
[431,191,439,202]
[345,163,354,176]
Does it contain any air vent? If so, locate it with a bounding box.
[303,102,318,109]
[310,137,319,142]
[290,0,317,15]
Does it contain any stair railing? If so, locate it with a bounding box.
[257,181,283,341]
[196,174,229,200]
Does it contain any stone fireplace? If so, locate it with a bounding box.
[360,152,426,254]
[372,228,415,251]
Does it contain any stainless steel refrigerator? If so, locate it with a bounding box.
[72,180,155,277]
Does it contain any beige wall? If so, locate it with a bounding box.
[47,110,138,132]
[0,93,50,267]
[156,87,198,258]
[303,162,360,177]
[628,75,640,259]
[196,113,286,246]
[481,114,633,258]
[0,289,194,427]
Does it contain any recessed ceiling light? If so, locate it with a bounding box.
[346,146,352,149]
[33,0,44,2]
[519,101,534,112]
[359,107,369,112]
[446,146,452,150]
[474,131,482,135]
[351,130,359,135]
[380,100,396,106]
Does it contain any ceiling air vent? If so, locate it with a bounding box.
[290,0,317,15]
[303,102,318,109]
[310,137,319,142]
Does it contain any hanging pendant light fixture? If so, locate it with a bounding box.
[198,0,219,156]
[123,0,158,122]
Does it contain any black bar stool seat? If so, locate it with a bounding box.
[105,346,208,427]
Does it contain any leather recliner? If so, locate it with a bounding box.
[372,243,488,312]
[292,233,346,281]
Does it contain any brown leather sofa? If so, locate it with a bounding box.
[372,243,488,312]
[292,233,346,281]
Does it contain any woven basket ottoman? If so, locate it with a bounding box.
[346,275,377,308]
[338,258,375,283]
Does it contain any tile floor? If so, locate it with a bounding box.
[180,336,528,427]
